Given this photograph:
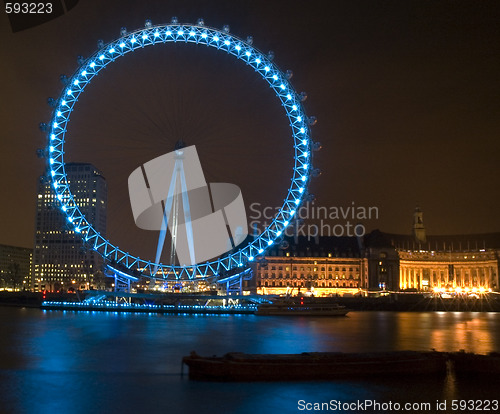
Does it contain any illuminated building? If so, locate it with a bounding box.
[364,231,401,292]
[32,163,107,291]
[252,236,368,296]
[0,244,32,290]
[252,207,500,296]
[398,248,498,292]
[366,208,500,293]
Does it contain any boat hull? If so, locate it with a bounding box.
[255,303,349,316]
[182,351,447,381]
[450,352,500,376]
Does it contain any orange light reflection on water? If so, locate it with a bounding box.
[395,312,496,354]
[429,313,494,354]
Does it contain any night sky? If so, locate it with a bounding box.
[1,0,499,257]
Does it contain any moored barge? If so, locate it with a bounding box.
[182,350,448,381]
[449,351,500,376]
[255,302,349,316]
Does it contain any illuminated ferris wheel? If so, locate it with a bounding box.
[43,18,319,281]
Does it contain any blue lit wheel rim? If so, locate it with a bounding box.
[47,21,312,280]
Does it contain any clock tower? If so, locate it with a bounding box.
[413,206,426,244]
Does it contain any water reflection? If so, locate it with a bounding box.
[429,313,493,354]
[1,308,499,414]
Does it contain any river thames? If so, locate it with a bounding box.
[0,308,499,414]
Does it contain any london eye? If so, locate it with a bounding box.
[44,18,317,281]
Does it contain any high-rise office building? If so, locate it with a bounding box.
[32,163,107,291]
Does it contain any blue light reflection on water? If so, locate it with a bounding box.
[0,308,499,414]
